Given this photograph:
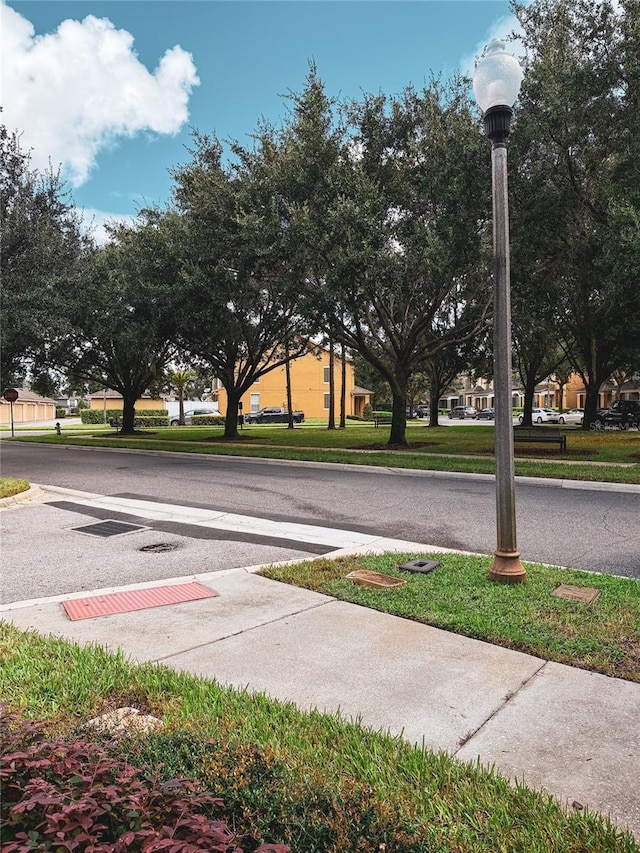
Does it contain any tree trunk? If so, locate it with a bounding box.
[520,373,537,427]
[223,390,241,439]
[389,387,408,446]
[582,380,601,430]
[339,343,347,428]
[178,388,185,426]
[120,393,137,435]
[285,352,294,430]
[327,340,336,430]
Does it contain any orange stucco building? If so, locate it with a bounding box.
[213,346,371,419]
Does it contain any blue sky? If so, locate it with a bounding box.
[3,1,517,239]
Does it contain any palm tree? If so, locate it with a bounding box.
[168,368,196,425]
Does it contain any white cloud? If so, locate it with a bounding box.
[78,208,138,245]
[1,2,199,187]
[459,13,525,81]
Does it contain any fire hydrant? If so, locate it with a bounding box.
[55,422,61,435]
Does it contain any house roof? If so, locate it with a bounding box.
[1,388,56,404]
[89,390,164,400]
[351,386,373,396]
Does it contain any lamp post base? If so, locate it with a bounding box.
[489,551,527,583]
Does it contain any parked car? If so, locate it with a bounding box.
[592,400,640,430]
[244,407,305,424]
[476,407,495,420]
[170,408,218,426]
[447,406,477,419]
[557,408,584,425]
[415,404,430,418]
[518,408,561,425]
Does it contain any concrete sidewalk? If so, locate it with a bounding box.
[1,488,639,840]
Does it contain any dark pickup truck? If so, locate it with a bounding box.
[243,407,305,424]
[592,400,640,430]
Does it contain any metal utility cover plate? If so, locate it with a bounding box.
[346,570,406,589]
[551,584,601,605]
[72,519,147,538]
[399,559,441,574]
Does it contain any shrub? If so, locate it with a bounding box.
[81,408,120,424]
[0,706,288,853]
[55,408,67,418]
[192,415,225,426]
[133,416,170,427]
[82,409,170,426]
[362,403,373,420]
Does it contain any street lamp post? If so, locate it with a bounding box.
[473,40,527,583]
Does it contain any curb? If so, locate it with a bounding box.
[0,484,44,508]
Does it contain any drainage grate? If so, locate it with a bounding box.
[139,542,181,553]
[72,520,146,538]
[398,559,441,574]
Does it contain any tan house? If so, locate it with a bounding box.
[213,346,372,419]
[89,390,169,414]
[0,389,56,425]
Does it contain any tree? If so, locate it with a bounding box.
[172,132,315,439]
[280,75,493,445]
[167,367,196,425]
[512,0,640,428]
[0,125,87,385]
[52,211,183,434]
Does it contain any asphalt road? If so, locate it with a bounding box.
[1,441,639,577]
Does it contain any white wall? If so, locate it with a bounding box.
[165,400,219,417]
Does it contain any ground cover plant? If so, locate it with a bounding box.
[12,424,640,484]
[0,478,29,499]
[1,706,287,853]
[259,553,640,683]
[0,623,637,852]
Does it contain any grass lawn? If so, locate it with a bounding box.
[1,622,637,852]
[11,421,640,484]
[259,552,640,683]
[0,476,30,498]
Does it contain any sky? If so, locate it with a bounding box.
[2,0,519,241]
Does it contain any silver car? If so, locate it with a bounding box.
[170,408,218,426]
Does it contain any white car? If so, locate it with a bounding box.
[518,408,561,424]
[557,408,584,425]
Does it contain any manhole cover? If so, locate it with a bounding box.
[346,570,406,589]
[399,559,440,574]
[551,584,601,605]
[139,542,181,553]
[73,520,146,538]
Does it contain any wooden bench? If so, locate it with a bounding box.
[373,415,393,427]
[513,427,566,452]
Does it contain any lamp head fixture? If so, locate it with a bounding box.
[473,40,523,145]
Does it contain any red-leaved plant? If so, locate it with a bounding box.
[1,705,289,852]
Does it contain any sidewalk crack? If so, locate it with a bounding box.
[151,598,334,664]
[452,659,548,755]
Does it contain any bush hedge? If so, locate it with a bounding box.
[192,415,225,426]
[82,409,169,425]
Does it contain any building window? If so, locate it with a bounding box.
[250,393,260,413]
[323,366,330,384]
[323,393,330,410]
